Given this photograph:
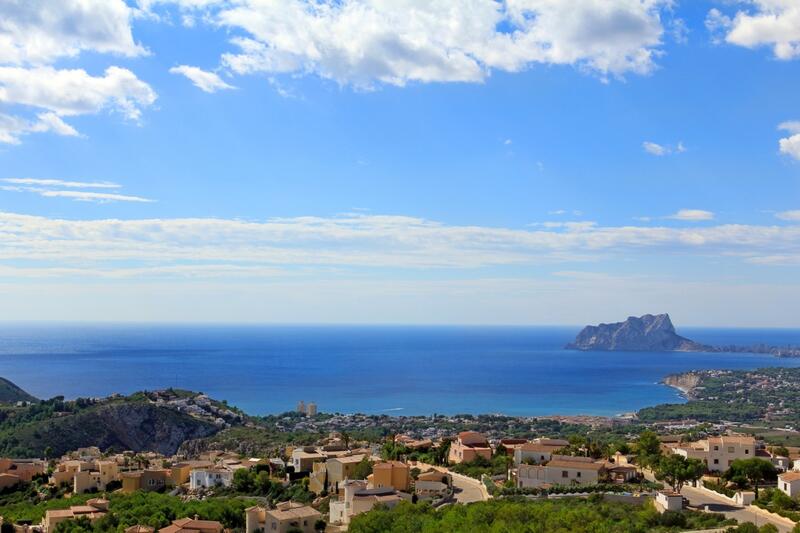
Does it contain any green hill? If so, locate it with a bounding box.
[0,395,222,458]
[0,377,38,403]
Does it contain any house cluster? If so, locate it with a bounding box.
[667,435,792,473]
[148,390,243,428]
[0,458,46,491]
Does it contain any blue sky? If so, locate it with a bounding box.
[0,0,799,326]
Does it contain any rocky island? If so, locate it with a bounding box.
[566,313,711,352]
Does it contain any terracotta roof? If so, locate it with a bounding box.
[46,510,75,519]
[518,443,560,453]
[331,454,366,464]
[780,472,800,482]
[546,460,606,471]
[708,436,755,445]
[373,461,407,470]
[126,526,155,533]
[267,505,321,521]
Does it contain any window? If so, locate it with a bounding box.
[713,446,719,451]
[713,459,719,465]
[745,449,749,455]
[728,447,734,453]
[562,471,568,478]
[577,472,581,478]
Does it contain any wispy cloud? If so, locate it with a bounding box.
[2,178,121,189]
[0,211,797,280]
[0,178,152,203]
[777,210,800,222]
[169,65,236,93]
[643,140,686,156]
[667,209,714,221]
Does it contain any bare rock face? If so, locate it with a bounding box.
[566,313,711,352]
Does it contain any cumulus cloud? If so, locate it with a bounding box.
[169,65,236,92]
[715,1,800,60]
[779,121,800,160]
[147,0,672,88]
[0,112,80,144]
[0,1,155,144]
[668,209,715,221]
[0,0,144,65]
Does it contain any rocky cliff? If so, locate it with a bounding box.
[663,372,702,399]
[0,400,220,458]
[566,313,711,352]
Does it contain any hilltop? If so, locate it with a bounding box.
[0,377,38,403]
[566,314,710,352]
[0,388,245,458]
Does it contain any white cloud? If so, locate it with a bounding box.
[0,179,151,203]
[0,0,144,65]
[149,0,673,88]
[643,140,685,156]
[779,121,800,160]
[717,1,800,60]
[0,112,80,144]
[668,209,715,221]
[169,65,236,93]
[0,66,157,121]
[0,211,797,277]
[776,210,800,221]
[1,178,121,189]
[643,141,667,156]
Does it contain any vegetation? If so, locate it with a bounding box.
[347,497,734,533]
[0,491,255,530]
[449,455,510,480]
[0,377,37,403]
[722,458,777,498]
[752,488,800,522]
[639,368,800,427]
[654,455,705,493]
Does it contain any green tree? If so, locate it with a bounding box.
[635,430,662,468]
[724,458,776,498]
[352,457,373,480]
[654,454,705,492]
[314,518,327,532]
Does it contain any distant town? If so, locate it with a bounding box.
[3,370,800,532]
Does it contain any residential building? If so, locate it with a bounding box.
[0,458,46,482]
[655,491,683,512]
[159,517,223,533]
[369,461,410,492]
[448,431,492,464]
[756,448,791,472]
[43,498,109,532]
[517,455,606,489]
[291,447,325,473]
[0,473,20,490]
[670,435,756,473]
[170,460,214,485]
[330,481,409,526]
[307,402,318,416]
[73,461,120,493]
[308,462,327,495]
[778,472,800,498]
[326,454,367,492]
[189,468,233,490]
[247,502,321,533]
[414,469,451,498]
[121,470,170,493]
[513,443,558,466]
[125,526,155,533]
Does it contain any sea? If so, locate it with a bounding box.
[1,324,800,417]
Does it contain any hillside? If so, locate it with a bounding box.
[0,377,38,403]
[0,391,234,458]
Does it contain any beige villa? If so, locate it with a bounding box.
[448,431,492,464]
[516,455,606,489]
[670,435,756,473]
[43,498,109,532]
[246,502,321,533]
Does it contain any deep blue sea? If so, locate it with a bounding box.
[1,324,800,417]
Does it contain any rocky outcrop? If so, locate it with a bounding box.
[0,401,219,457]
[566,314,711,352]
[663,372,702,399]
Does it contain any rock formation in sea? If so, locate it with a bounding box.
[566,313,712,352]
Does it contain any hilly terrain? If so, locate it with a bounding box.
[0,387,239,458]
[0,377,38,403]
[566,313,710,352]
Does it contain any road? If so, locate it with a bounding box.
[450,472,487,504]
[681,485,794,533]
